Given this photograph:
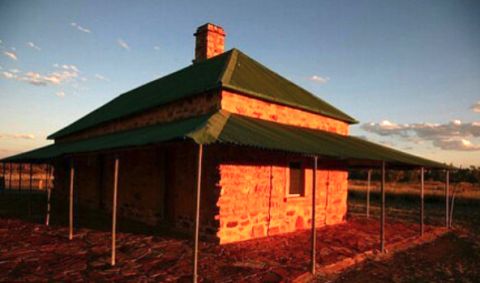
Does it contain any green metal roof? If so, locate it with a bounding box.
[222,50,357,124]
[215,112,446,169]
[5,111,446,169]
[48,49,356,140]
[5,114,212,163]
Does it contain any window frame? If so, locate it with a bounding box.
[286,160,306,198]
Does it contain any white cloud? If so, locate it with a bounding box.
[472,101,480,113]
[23,70,78,86]
[361,119,480,151]
[59,64,79,72]
[94,73,109,82]
[27,42,41,51]
[2,71,17,79]
[433,138,480,151]
[0,133,35,140]
[71,22,91,33]
[1,67,79,87]
[4,51,17,60]
[117,38,130,50]
[56,91,65,97]
[308,75,330,84]
[154,45,160,51]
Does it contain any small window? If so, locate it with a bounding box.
[288,161,305,197]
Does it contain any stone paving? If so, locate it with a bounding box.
[0,217,434,282]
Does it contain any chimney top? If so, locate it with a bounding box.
[193,23,226,63]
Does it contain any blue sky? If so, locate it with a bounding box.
[0,0,479,166]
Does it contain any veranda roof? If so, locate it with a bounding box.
[48,49,356,140]
[2,111,447,169]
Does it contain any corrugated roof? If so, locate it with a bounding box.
[48,49,356,139]
[222,50,357,124]
[5,111,447,169]
[6,114,212,163]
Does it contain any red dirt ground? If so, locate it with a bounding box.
[326,231,480,283]
[0,217,432,282]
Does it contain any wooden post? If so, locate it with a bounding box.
[45,165,51,226]
[310,156,318,274]
[111,157,119,266]
[366,169,372,218]
[380,161,386,253]
[420,167,424,237]
[449,186,456,228]
[193,144,203,283]
[445,170,449,228]
[69,161,75,240]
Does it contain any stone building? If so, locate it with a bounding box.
[2,23,445,244]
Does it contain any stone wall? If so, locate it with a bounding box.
[53,147,168,226]
[57,88,350,143]
[221,90,349,135]
[51,142,221,236]
[57,91,220,143]
[212,145,348,244]
[51,143,348,244]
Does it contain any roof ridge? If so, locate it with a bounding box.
[218,48,238,85]
[187,110,231,144]
[221,49,358,124]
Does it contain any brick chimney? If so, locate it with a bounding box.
[193,23,226,63]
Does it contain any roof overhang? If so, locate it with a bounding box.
[1,111,451,170]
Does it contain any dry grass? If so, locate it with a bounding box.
[349,180,480,200]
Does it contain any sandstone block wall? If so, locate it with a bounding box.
[211,145,348,244]
[58,88,350,144]
[57,91,220,143]
[52,142,221,236]
[221,90,349,135]
[52,143,348,244]
[53,147,168,226]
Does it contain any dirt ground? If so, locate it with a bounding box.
[0,191,439,282]
[0,217,431,282]
[0,189,479,282]
[329,233,480,283]
[318,190,480,283]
